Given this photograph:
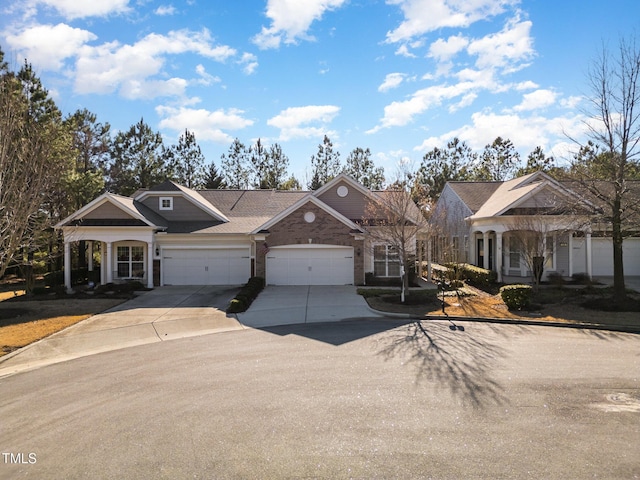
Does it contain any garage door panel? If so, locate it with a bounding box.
[591,238,640,276]
[266,246,353,285]
[163,248,250,285]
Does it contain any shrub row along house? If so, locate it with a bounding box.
[56,174,425,291]
[430,171,640,283]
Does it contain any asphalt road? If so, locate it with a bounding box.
[1,319,639,479]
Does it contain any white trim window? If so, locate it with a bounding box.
[509,236,521,269]
[159,196,173,211]
[374,244,400,277]
[116,244,145,278]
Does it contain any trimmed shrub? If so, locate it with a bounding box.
[458,264,497,289]
[226,276,265,313]
[227,298,247,313]
[546,272,565,286]
[500,284,532,310]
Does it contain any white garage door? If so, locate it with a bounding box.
[592,238,640,276]
[163,248,251,285]
[266,245,354,285]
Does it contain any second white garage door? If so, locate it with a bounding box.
[592,238,640,276]
[163,247,251,285]
[266,245,354,285]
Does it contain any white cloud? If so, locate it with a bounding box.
[4,23,96,70]
[155,5,177,16]
[513,89,557,111]
[120,77,188,100]
[385,0,515,43]
[560,95,582,109]
[239,52,258,75]
[378,73,406,92]
[252,0,347,49]
[194,64,221,86]
[35,0,130,19]
[428,34,469,62]
[368,82,476,133]
[413,110,587,157]
[467,17,534,72]
[74,29,236,97]
[156,106,254,143]
[267,105,340,140]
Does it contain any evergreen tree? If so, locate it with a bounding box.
[107,118,167,195]
[263,143,290,189]
[308,135,341,190]
[416,137,475,200]
[167,129,206,188]
[516,146,556,177]
[203,160,226,189]
[221,138,251,189]
[344,147,385,189]
[473,137,520,181]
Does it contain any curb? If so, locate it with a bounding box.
[370,309,640,334]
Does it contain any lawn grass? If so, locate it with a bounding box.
[360,283,640,329]
[0,295,127,357]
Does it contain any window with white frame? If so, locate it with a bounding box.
[509,236,520,268]
[159,196,173,210]
[116,245,145,278]
[374,244,400,277]
[545,235,555,269]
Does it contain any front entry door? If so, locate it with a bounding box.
[477,238,494,270]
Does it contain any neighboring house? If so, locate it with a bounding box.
[56,174,424,291]
[430,171,640,282]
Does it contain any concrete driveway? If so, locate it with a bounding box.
[237,285,383,328]
[0,285,243,377]
[0,285,382,377]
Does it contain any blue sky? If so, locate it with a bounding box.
[1,0,639,184]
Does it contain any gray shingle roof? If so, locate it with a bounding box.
[153,189,309,234]
[447,181,501,213]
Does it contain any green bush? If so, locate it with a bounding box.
[227,298,247,313]
[460,264,497,288]
[226,276,265,313]
[500,284,532,310]
[547,272,565,286]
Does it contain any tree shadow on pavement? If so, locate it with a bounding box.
[376,320,510,409]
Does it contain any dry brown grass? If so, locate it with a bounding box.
[365,290,640,329]
[0,297,126,356]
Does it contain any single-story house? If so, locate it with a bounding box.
[56,174,425,291]
[430,171,640,282]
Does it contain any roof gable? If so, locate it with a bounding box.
[55,193,158,228]
[469,172,592,220]
[251,195,363,234]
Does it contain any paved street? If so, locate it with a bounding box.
[1,319,639,479]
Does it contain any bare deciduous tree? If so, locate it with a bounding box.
[569,35,640,301]
[363,167,431,302]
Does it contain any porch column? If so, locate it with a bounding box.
[64,241,72,292]
[87,241,93,272]
[106,242,113,284]
[483,232,489,270]
[427,238,433,282]
[495,232,503,282]
[568,233,573,277]
[100,242,107,285]
[469,229,476,265]
[586,232,592,279]
[147,242,154,288]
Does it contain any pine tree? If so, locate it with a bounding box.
[308,135,341,190]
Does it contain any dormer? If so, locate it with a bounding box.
[135,180,229,223]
